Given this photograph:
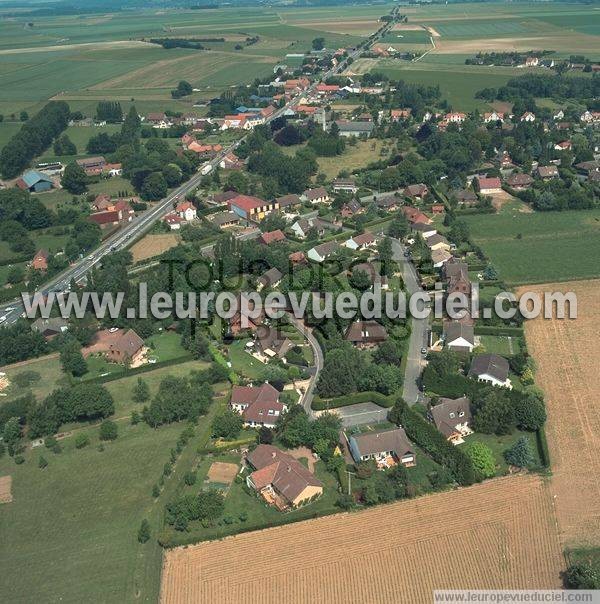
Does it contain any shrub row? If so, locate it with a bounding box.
[82,354,194,384]
[312,390,395,411]
[389,400,477,486]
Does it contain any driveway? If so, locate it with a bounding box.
[328,403,389,427]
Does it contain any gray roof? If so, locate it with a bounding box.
[350,427,414,458]
[209,211,239,226]
[431,397,471,438]
[311,241,339,258]
[445,321,474,346]
[31,317,68,335]
[469,354,509,382]
[276,194,301,208]
[335,120,374,133]
[258,267,283,288]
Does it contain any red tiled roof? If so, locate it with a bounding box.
[228,194,267,212]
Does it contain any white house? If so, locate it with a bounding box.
[307,241,340,263]
[345,232,377,251]
[468,353,513,389]
[175,201,197,222]
[520,111,536,122]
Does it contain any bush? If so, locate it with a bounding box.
[184,471,196,486]
[138,519,151,543]
[503,436,534,468]
[14,455,25,465]
[152,484,160,498]
[38,455,48,469]
[564,561,600,589]
[99,420,118,441]
[75,433,89,449]
[312,391,394,411]
[464,441,496,479]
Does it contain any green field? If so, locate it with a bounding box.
[464,208,600,284]
[0,356,227,603]
[380,30,432,45]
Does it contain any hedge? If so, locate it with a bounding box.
[535,425,551,468]
[389,400,477,486]
[312,390,396,411]
[82,353,194,384]
[473,325,524,337]
[209,343,238,385]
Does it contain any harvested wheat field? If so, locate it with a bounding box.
[0,475,12,504]
[160,475,564,604]
[130,233,180,262]
[521,280,600,547]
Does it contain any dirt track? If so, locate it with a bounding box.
[521,280,600,547]
[160,475,564,603]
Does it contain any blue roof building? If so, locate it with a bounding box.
[17,170,53,193]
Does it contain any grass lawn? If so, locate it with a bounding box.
[146,331,188,362]
[317,138,390,179]
[477,335,520,356]
[461,430,542,475]
[0,419,184,603]
[0,354,67,402]
[225,338,266,380]
[165,457,340,545]
[464,208,600,284]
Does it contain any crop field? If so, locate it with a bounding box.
[160,475,564,603]
[463,209,600,285]
[521,280,600,548]
[130,233,181,263]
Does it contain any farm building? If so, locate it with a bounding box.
[16,170,53,193]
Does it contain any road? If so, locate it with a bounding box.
[286,313,324,418]
[389,237,429,405]
[0,17,395,327]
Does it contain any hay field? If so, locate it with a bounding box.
[0,476,12,504]
[160,475,564,604]
[521,280,600,548]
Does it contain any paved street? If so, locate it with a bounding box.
[389,237,429,405]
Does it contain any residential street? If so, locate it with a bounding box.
[389,237,429,405]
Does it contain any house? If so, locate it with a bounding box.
[227,194,278,222]
[431,204,445,215]
[554,141,572,151]
[520,111,536,122]
[524,56,539,67]
[230,384,286,429]
[102,163,122,177]
[506,173,534,190]
[344,320,388,348]
[113,199,135,222]
[228,293,266,335]
[536,165,559,180]
[553,110,565,121]
[483,111,504,123]
[259,230,286,246]
[429,397,473,445]
[76,156,106,176]
[289,251,307,266]
[347,427,416,468]
[345,232,377,251]
[257,267,283,291]
[476,176,502,195]
[335,120,374,138]
[302,187,330,204]
[374,194,400,212]
[469,353,512,389]
[212,190,239,204]
[425,233,451,252]
[31,249,49,271]
[107,329,145,364]
[454,189,478,207]
[350,262,388,290]
[275,194,301,210]
[332,178,358,193]
[146,112,171,128]
[163,213,183,230]
[16,170,53,193]
[340,200,363,218]
[255,326,294,360]
[574,161,599,176]
[444,260,471,296]
[219,152,244,170]
[175,201,197,221]
[307,241,340,263]
[187,142,223,155]
[207,211,240,229]
[445,112,466,123]
[31,317,69,340]
[410,222,437,239]
[404,183,429,201]
[221,114,248,130]
[431,248,453,268]
[315,83,340,96]
[444,320,475,353]
[390,108,412,122]
[290,217,335,239]
[88,209,122,227]
[401,206,432,224]
[245,444,323,510]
